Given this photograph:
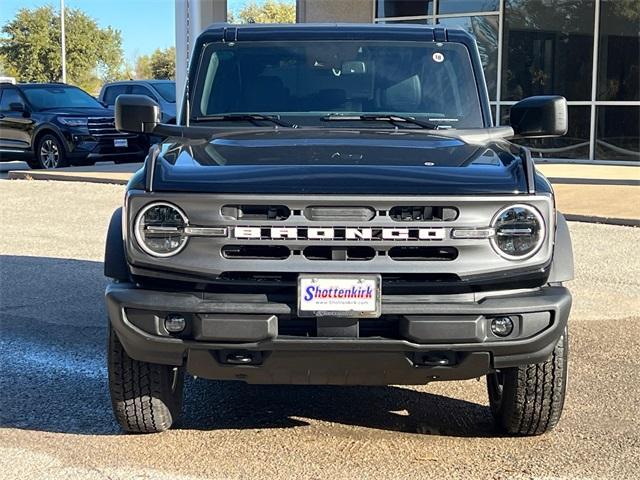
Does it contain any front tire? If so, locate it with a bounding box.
[487,329,568,436]
[34,134,68,169]
[108,326,184,433]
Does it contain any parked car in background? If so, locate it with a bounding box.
[0,82,148,169]
[99,80,176,123]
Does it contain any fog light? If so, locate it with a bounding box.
[491,316,514,337]
[165,314,186,333]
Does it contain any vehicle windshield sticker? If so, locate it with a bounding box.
[433,52,444,63]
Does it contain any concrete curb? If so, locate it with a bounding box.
[564,214,639,228]
[548,177,640,186]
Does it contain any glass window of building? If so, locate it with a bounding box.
[596,106,640,161]
[380,18,432,24]
[437,16,499,99]
[502,0,595,101]
[437,0,500,14]
[377,0,433,18]
[597,0,640,101]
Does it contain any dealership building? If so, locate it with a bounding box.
[176,0,639,163]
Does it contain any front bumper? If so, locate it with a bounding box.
[106,283,571,385]
[65,135,147,162]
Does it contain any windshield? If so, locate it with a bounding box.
[22,86,103,110]
[153,82,176,103]
[193,40,483,128]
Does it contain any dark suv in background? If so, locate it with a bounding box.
[0,82,147,169]
[99,80,176,124]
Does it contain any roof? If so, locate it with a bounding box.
[101,79,175,87]
[198,23,474,46]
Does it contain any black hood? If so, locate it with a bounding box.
[150,128,533,195]
[45,107,113,117]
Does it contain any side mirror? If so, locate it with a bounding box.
[115,94,161,133]
[510,95,568,138]
[9,102,25,113]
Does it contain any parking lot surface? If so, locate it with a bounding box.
[1,180,639,480]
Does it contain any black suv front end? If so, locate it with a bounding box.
[59,115,148,164]
[0,83,147,169]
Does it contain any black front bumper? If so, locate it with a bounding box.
[106,284,571,385]
[66,135,147,162]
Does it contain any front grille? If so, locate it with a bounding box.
[88,117,131,138]
[127,192,555,280]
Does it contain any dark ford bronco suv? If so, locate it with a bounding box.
[105,24,573,435]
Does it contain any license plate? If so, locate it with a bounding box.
[298,275,381,318]
[114,138,128,148]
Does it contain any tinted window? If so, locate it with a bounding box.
[502,0,595,100]
[153,82,176,103]
[194,41,484,128]
[103,85,129,105]
[130,85,156,99]
[438,0,499,14]
[22,86,102,110]
[437,16,498,100]
[377,1,434,17]
[0,88,24,111]
[597,0,640,101]
[596,106,640,161]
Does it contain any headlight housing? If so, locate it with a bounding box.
[58,116,88,127]
[134,202,188,257]
[490,204,545,260]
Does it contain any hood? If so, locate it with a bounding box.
[150,128,530,195]
[45,107,113,117]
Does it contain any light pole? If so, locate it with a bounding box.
[60,0,66,83]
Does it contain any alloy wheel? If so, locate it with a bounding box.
[40,139,60,169]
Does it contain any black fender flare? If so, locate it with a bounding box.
[548,212,574,283]
[104,208,130,281]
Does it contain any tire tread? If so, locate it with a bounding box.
[489,330,568,436]
[108,327,182,433]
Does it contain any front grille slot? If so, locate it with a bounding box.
[222,245,290,260]
[87,117,128,137]
[388,246,458,261]
[303,246,376,261]
[304,206,375,222]
[221,205,290,221]
[389,206,458,222]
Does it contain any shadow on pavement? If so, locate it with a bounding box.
[0,255,496,437]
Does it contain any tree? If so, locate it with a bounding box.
[134,47,175,80]
[0,5,124,89]
[0,53,18,78]
[135,54,153,79]
[234,0,296,24]
[150,47,175,80]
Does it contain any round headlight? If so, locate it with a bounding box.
[491,204,545,260]
[134,202,188,257]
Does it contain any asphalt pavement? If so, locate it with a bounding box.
[1,180,639,480]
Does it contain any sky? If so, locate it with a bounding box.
[0,0,294,63]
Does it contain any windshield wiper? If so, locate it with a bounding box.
[322,114,440,130]
[193,113,297,128]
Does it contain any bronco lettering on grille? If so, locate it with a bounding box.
[233,227,446,241]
